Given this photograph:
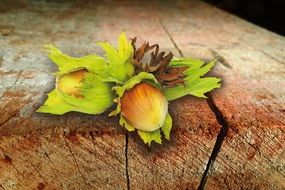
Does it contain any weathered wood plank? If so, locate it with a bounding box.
[127,96,221,190]
[155,0,285,189]
[0,2,129,190]
[91,2,223,189]
[0,1,221,190]
[1,0,285,189]
[0,127,127,190]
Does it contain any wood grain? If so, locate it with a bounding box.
[0,0,284,189]
[155,0,285,189]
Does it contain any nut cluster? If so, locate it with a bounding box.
[38,32,221,146]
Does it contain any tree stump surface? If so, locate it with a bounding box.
[0,0,284,190]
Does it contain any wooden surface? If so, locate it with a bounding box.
[0,0,285,189]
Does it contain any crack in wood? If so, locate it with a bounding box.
[157,10,233,72]
[43,129,65,188]
[0,109,20,127]
[156,16,184,58]
[240,38,285,65]
[27,158,48,184]
[125,132,130,190]
[259,49,285,65]
[210,49,232,69]
[44,152,54,166]
[63,134,88,187]
[157,16,230,190]
[0,147,24,186]
[0,184,5,190]
[0,70,24,127]
[197,95,229,190]
[0,95,32,128]
[0,70,23,100]
[43,151,64,187]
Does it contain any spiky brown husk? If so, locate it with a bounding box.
[131,37,187,87]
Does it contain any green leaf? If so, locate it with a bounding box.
[96,42,121,66]
[169,57,204,68]
[37,90,81,115]
[40,45,117,115]
[43,45,107,76]
[119,115,135,132]
[118,32,134,64]
[161,114,172,140]
[163,58,221,101]
[183,60,216,83]
[97,32,135,82]
[137,129,162,146]
[60,73,115,114]
[118,114,163,145]
[163,77,221,100]
[114,72,159,97]
[108,97,121,116]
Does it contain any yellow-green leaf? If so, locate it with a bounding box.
[163,58,221,100]
[97,32,135,82]
[60,73,115,114]
[119,115,135,132]
[118,32,133,63]
[163,77,221,100]
[169,57,204,68]
[114,72,159,97]
[183,60,216,83]
[43,45,107,76]
[137,129,162,146]
[37,90,81,115]
[161,113,172,140]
